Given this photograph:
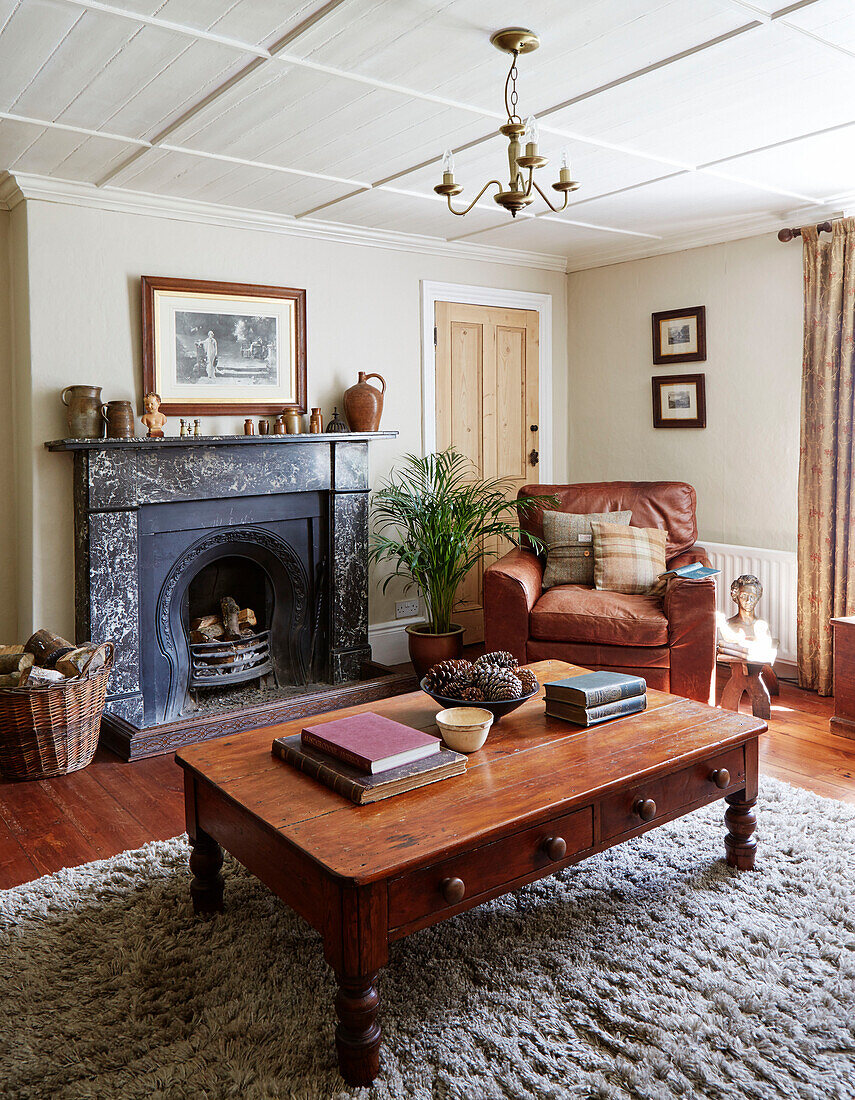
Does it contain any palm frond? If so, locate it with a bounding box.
[370,448,557,633]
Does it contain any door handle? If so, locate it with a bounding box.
[529,449,539,466]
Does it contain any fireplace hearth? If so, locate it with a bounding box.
[48,433,410,758]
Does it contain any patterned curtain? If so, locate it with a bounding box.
[797,218,855,694]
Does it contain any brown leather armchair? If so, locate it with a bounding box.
[484,481,716,704]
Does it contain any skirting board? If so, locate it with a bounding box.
[369,617,421,666]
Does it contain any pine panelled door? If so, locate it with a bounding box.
[435,302,540,642]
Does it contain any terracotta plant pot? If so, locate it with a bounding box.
[405,623,465,680]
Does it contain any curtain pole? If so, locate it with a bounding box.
[778,220,833,242]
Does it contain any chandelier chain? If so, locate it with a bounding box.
[504,52,520,122]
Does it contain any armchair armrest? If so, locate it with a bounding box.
[663,560,716,704]
[484,547,543,665]
[666,545,712,571]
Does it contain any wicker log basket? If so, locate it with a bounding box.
[0,641,114,781]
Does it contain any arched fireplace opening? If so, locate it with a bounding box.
[186,556,276,697]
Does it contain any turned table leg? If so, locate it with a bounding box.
[189,829,224,914]
[724,792,757,870]
[335,972,381,1086]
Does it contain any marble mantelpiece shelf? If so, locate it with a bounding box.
[46,432,397,450]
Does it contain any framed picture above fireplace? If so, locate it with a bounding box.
[141,276,307,415]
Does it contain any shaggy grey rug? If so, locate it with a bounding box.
[1,777,853,1100]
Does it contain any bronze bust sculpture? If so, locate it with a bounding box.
[725,574,763,639]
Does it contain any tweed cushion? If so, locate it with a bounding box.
[542,510,632,588]
[592,522,668,595]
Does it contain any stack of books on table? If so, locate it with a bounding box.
[544,671,647,727]
[272,713,466,804]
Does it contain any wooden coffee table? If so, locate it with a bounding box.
[175,659,765,1087]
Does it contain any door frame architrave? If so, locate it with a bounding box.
[420,281,553,483]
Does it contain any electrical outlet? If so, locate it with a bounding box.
[395,600,419,619]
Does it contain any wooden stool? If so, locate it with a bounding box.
[718,655,772,720]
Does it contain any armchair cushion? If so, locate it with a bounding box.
[542,509,631,588]
[592,522,668,595]
[530,585,669,647]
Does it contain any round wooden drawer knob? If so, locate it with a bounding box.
[440,876,465,905]
[711,768,730,789]
[633,797,657,822]
[543,836,567,861]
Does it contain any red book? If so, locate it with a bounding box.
[301,713,441,774]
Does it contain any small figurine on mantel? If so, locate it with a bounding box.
[141,392,167,439]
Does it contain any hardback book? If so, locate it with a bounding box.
[660,561,720,580]
[301,713,441,774]
[544,671,646,708]
[545,694,648,727]
[272,734,466,804]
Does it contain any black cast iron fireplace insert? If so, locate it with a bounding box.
[143,494,322,725]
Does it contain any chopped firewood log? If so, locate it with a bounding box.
[0,652,34,675]
[0,672,19,687]
[0,644,25,656]
[55,646,105,677]
[24,630,76,668]
[190,614,220,631]
[238,608,257,627]
[19,665,68,686]
[220,596,241,639]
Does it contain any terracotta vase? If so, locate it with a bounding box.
[343,372,386,432]
[61,385,104,438]
[405,623,465,681]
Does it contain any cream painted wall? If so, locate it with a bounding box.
[567,234,802,551]
[12,197,567,640]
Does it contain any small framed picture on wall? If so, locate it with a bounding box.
[651,305,706,364]
[652,373,706,428]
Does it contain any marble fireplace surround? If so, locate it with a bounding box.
[47,433,399,758]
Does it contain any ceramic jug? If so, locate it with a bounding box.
[101,400,135,439]
[61,385,104,438]
[343,372,386,432]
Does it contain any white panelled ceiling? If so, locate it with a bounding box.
[0,0,853,269]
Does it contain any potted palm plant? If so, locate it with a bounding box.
[370,449,549,678]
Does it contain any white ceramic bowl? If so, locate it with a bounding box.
[434,707,494,753]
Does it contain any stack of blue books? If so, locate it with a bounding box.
[544,671,647,727]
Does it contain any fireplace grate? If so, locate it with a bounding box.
[189,630,274,689]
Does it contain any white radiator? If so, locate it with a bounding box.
[701,541,798,665]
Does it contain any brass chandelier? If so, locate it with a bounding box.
[434,28,579,218]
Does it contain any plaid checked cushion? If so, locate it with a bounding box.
[591,522,668,595]
[542,510,632,588]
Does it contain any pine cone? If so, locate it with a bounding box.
[482,669,524,702]
[425,659,472,692]
[474,651,518,671]
[515,667,539,695]
[460,685,485,702]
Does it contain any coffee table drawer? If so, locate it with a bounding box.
[600,745,745,841]
[388,806,594,930]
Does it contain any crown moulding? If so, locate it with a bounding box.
[0,171,569,273]
[1,172,843,275]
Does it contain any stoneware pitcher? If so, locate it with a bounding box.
[343,371,386,432]
[61,385,104,438]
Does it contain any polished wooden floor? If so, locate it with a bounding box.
[1,675,853,891]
